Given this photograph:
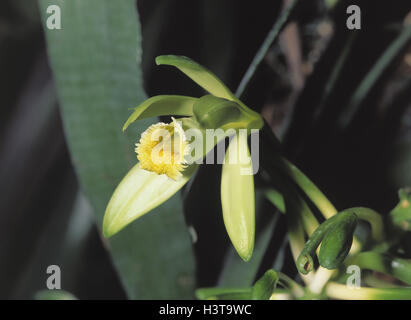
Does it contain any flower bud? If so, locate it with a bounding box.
[318,211,358,270]
[193,95,251,130]
[251,269,279,300]
[221,133,255,261]
[297,210,358,274]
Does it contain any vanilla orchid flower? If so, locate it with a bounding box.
[103,55,263,261]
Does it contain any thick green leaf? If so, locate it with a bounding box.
[104,164,197,237]
[39,0,195,299]
[122,95,197,131]
[156,55,237,101]
[221,133,255,261]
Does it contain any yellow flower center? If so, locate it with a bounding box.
[135,118,189,180]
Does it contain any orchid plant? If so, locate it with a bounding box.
[103,55,263,261]
[103,56,411,300]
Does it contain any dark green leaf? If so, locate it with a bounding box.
[39,0,195,299]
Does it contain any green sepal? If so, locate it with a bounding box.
[103,163,198,237]
[367,287,411,300]
[193,95,259,130]
[221,133,255,261]
[349,251,411,285]
[122,95,197,131]
[155,55,237,101]
[251,269,279,300]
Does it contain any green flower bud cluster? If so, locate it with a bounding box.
[297,211,358,274]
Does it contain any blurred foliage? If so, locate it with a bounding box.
[38,0,195,299]
[0,0,410,299]
[35,289,77,300]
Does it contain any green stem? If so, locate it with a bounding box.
[269,289,292,300]
[346,207,385,242]
[348,251,411,285]
[195,287,251,300]
[339,25,411,128]
[265,187,319,235]
[308,267,336,294]
[264,188,285,214]
[278,272,305,298]
[326,282,411,300]
[312,34,356,122]
[262,165,318,284]
[282,188,315,285]
[281,158,337,219]
[277,157,362,253]
[363,274,401,288]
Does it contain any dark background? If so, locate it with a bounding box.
[0,0,410,299]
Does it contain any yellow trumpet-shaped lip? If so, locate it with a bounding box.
[135,118,189,180]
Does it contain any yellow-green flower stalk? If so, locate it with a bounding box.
[103,55,263,261]
[326,282,411,300]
